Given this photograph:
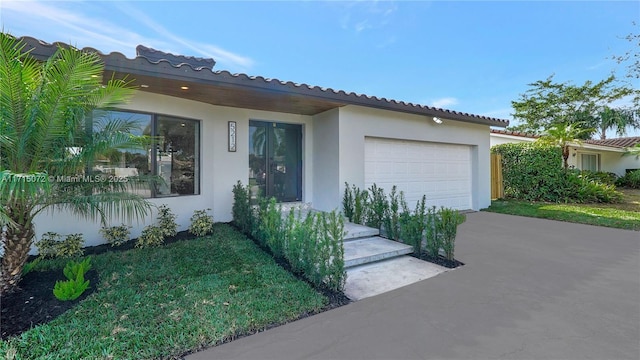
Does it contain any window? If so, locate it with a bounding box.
[92,110,200,197]
[580,153,599,172]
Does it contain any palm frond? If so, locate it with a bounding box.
[0,33,41,171]
[43,191,153,225]
[0,170,51,203]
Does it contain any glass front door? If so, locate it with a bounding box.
[249,121,302,202]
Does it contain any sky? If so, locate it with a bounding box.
[1,0,639,136]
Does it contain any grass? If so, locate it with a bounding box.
[486,189,640,231]
[0,224,328,359]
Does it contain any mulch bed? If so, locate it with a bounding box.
[1,228,350,341]
[416,253,465,269]
[1,268,99,339]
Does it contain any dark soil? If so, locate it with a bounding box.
[1,227,350,342]
[1,268,99,339]
[415,253,465,269]
[0,231,194,340]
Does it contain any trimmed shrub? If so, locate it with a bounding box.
[136,225,165,248]
[424,206,441,259]
[366,184,388,230]
[285,210,316,275]
[232,181,253,234]
[57,234,85,258]
[438,208,466,261]
[100,224,131,247]
[157,204,177,237]
[343,183,368,224]
[236,182,346,292]
[342,182,354,222]
[616,170,640,189]
[399,195,427,257]
[35,232,84,258]
[352,185,369,225]
[382,186,401,241]
[189,209,214,237]
[261,198,285,259]
[314,211,346,291]
[36,232,61,259]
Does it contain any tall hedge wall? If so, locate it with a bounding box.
[491,143,567,201]
[491,142,622,203]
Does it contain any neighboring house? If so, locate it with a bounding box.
[490,129,640,176]
[24,36,509,246]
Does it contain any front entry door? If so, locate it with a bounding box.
[249,121,302,202]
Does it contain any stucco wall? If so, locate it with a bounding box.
[489,134,535,148]
[33,91,314,248]
[566,148,638,176]
[336,105,492,210]
[311,108,341,211]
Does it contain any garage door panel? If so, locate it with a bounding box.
[364,137,472,210]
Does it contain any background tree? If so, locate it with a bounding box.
[509,75,636,138]
[612,24,640,114]
[613,23,639,81]
[537,123,594,169]
[596,107,639,139]
[0,33,153,295]
[623,144,640,158]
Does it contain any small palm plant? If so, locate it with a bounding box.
[537,122,595,169]
[0,33,155,294]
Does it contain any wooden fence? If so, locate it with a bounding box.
[490,153,504,199]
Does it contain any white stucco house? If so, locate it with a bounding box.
[24,36,509,246]
[490,129,640,176]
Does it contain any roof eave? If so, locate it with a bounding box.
[19,35,510,127]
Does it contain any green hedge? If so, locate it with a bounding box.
[232,182,346,292]
[344,183,466,261]
[491,143,566,201]
[491,143,622,203]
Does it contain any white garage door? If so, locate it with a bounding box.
[364,137,473,210]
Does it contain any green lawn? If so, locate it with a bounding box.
[1,224,328,359]
[486,190,640,231]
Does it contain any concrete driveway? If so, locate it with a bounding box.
[187,212,640,360]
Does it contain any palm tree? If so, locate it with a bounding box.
[623,144,640,158]
[537,123,595,169]
[597,107,639,140]
[0,33,154,294]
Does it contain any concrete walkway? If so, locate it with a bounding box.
[187,212,640,360]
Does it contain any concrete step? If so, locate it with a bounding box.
[344,222,379,240]
[344,256,448,301]
[344,237,413,268]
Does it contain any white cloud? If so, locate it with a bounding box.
[1,0,254,71]
[355,20,371,32]
[335,0,397,33]
[113,2,254,69]
[1,1,145,53]
[430,97,459,108]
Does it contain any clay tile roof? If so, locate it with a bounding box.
[135,45,216,71]
[490,129,539,138]
[17,35,510,127]
[584,137,640,148]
